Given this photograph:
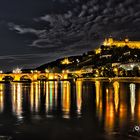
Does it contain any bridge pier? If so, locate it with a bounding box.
[0,76,3,82]
[0,74,5,82]
[62,73,68,80]
[13,74,21,82]
[32,74,38,82]
[48,73,55,80]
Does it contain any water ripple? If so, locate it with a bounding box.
[0,136,12,140]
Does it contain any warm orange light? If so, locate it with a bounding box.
[113,81,119,112]
[0,84,4,113]
[95,48,101,54]
[62,81,70,118]
[76,81,82,115]
[12,83,23,120]
[61,58,72,65]
[103,38,140,49]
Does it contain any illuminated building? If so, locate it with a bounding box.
[13,68,22,74]
[61,58,72,65]
[103,37,140,49]
[119,63,140,71]
[95,48,101,54]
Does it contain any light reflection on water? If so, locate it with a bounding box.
[0,84,4,113]
[76,80,82,116]
[61,81,70,118]
[130,83,136,120]
[0,81,139,139]
[12,83,23,121]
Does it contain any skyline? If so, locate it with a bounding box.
[0,0,139,71]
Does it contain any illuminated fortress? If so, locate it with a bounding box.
[103,38,140,49]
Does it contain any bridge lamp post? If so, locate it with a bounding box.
[62,70,65,73]
[45,69,49,73]
[66,70,69,73]
[34,70,40,73]
[31,70,33,73]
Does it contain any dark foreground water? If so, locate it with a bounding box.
[0,80,139,140]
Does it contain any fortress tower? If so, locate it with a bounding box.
[103,38,140,49]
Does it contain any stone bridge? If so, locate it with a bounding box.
[0,73,69,82]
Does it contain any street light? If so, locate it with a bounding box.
[45,69,49,73]
[31,70,33,73]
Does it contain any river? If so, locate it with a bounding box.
[0,80,139,140]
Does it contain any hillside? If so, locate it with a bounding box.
[36,43,140,73]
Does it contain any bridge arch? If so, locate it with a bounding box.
[55,74,62,79]
[37,74,48,81]
[20,75,32,82]
[2,75,14,81]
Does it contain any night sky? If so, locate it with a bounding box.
[0,0,140,71]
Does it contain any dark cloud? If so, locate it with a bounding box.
[0,0,139,70]
[0,52,66,72]
[9,0,140,44]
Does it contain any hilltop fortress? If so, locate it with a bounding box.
[103,38,140,49]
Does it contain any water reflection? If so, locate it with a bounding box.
[130,83,136,120]
[95,81,103,122]
[0,84,4,113]
[61,81,70,118]
[94,81,140,134]
[12,83,23,120]
[30,82,40,112]
[113,81,119,112]
[76,80,82,116]
[46,81,58,113]
[46,81,54,112]
[105,82,115,132]
[0,80,140,139]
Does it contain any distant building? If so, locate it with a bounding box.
[119,62,140,70]
[112,63,121,67]
[61,58,72,65]
[95,48,101,54]
[123,51,130,56]
[100,54,112,59]
[103,38,140,49]
[81,66,93,73]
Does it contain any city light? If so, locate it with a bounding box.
[45,69,49,73]
[0,71,3,74]
[95,48,101,54]
[0,38,139,82]
[30,70,33,73]
[61,58,72,65]
[13,68,22,74]
[103,37,140,48]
